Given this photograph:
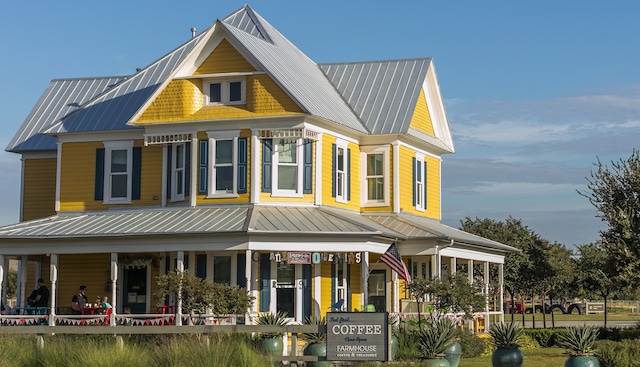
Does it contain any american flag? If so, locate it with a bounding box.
[380,243,411,283]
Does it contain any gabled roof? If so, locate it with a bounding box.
[7,5,453,154]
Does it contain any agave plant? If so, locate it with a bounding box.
[302,316,327,344]
[256,311,288,338]
[415,318,458,358]
[488,322,523,349]
[556,325,599,355]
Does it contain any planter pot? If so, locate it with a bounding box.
[259,337,283,356]
[444,341,462,367]
[390,335,399,361]
[564,355,600,367]
[491,347,524,367]
[421,357,451,367]
[304,343,331,367]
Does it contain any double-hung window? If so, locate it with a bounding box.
[198,131,247,198]
[204,79,245,106]
[361,146,389,206]
[332,139,350,203]
[413,154,427,211]
[103,141,133,204]
[274,138,303,196]
[171,143,186,201]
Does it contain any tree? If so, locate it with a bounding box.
[460,216,553,328]
[544,243,576,327]
[576,242,616,326]
[579,150,640,288]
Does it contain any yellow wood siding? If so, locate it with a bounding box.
[134,40,303,124]
[59,141,163,211]
[320,136,361,211]
[58,253,111,312]
[409,89,435,136]
[398,145,441,219]
[320,262,332,317]
[22,158,56,221]
[349,264,362,312]
[194,39,256,75]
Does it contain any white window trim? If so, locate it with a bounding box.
[272,137,304,197]
[415,153,426,212]
[103,140,133,205]
[171,142,186,202]
[335,139,348,204]
[360,145,390,207]
[204,78,246,106]
[207,130,240,198]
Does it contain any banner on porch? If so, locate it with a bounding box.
[254,251,362,264]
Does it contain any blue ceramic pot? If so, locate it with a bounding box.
[564,355,600,367]
[491,347,523,367]
[444,341,462,367]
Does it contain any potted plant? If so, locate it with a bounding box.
[256,311,287,356]
[302,316,330,367]
[415,318,458,367]
[488,322,524,367]
[555,325,600,367]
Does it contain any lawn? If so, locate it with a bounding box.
[458,347,568,367]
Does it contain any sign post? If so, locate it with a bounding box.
[326,312,388,361]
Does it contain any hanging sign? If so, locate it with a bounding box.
[287,252,312,264]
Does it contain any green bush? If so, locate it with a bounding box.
[396,331,421,360]
[523,328,562,347]
[595,339,640,367]
[456,329,490,358]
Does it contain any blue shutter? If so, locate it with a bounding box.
[412,157,416,206]
[236,253,246,288]
[424,161,428,208]
[237,138,248,194]
[261,139,272,193]
[303,139,313,194]
[347,149,351,201]
[166,145,172,199]
[331,144,336,197]
[302,264,312,319]
[94,148,105,201]
[132,147,141,200]
[198,140,208,194]
[259,253,271,311]
[185,142,191,196]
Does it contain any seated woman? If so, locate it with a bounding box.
[101,296,113,310]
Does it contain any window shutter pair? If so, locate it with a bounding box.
[261,139,314,193]
[94,147,141,201]
[197,138,247,194]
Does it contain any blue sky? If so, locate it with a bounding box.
[1,1,639,247]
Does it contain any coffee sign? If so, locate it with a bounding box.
[326,312,388,361]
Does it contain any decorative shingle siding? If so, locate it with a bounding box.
[137,79,202,122]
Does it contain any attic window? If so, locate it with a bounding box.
[205,78,245,105]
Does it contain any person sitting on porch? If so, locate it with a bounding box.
[101,296,112,310]
[71,285,88,315]
[33,278,49,308]
[1,301,14,315]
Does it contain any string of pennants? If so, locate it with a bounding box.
[1,316,47,325]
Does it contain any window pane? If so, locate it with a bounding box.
[337,148,344,171]
[111,150,127,173]
[367,154,383,175]
[216,166,233,191]
[210,83,221,102]
[277,140,296,163]
[278,166,297,190]
[111,175,127,198]
[213,256,231,285]
[229,81,242,101]
[175,171,183,195]
[337,172,344,196]
[176,144,184,169]
[368,177,384,200]
[216,140,233,164]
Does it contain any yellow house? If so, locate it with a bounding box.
[0,5,517,326]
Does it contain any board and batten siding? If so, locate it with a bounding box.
[22,158,57,221]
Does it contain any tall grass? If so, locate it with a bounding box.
[0,334,272,367]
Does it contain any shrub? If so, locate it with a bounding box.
[594,339,640,367]
[396,331,420,360]
[523,328,562,347]
[456,329,490,358]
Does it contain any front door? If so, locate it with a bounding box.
[368,270,386,312]
[275,262,295,318]
[123,266,148,314]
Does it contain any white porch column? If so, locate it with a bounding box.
[49,254,58,326]
[0,255,4,306]
[1,257,6,304]
[431,253,440,279]
[110,253,118,326]
[244,250,252,305]
[484,261,490,331]
[450,257,457,276]
[499,263,504,322]
[391,271,399,313]
[176,251,184,326]
[467,260,474,283]
[362,252,369,311]
[250,253,259,313]
[19,256,27,307]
